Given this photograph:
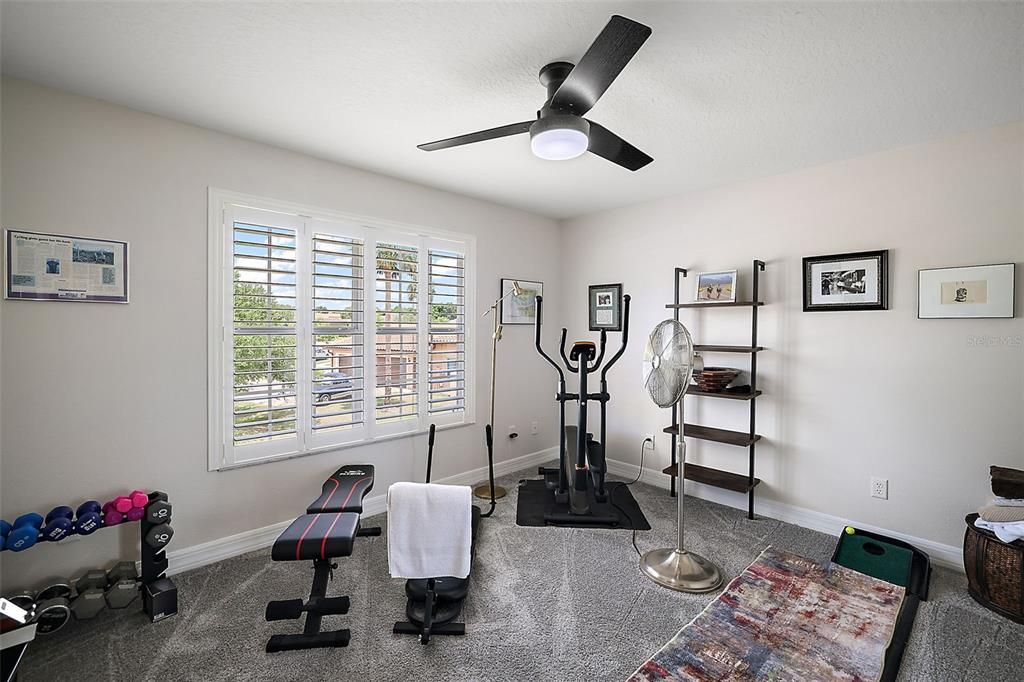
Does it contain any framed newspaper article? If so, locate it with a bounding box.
[5,229,129,303]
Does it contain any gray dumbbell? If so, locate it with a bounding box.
[145,523,173,549]
[105,562,139,609]
[35,596,71,635]
[36,583,72,602]
[71,569,108,620]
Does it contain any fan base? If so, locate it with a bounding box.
[639,548,723,593]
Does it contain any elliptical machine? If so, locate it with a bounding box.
[533,293,631,524]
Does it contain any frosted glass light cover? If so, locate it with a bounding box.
[530,128,589,160]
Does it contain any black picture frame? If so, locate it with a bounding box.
[802,250,889,312]
[499,278,543,325]
[589,283,623,331]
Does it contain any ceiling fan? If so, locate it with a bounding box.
[418,15,653,171]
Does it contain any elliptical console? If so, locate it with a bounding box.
[533,293,630,524]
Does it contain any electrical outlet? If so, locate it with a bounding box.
[870,477,888,500]
[643,433,655,449]
[530,421,539,435]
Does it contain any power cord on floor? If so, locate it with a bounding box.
[609,438,651,557]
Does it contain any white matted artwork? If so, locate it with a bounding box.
[918,263,1015,319]
[500,278,542,325]
[5,229,129,303]
[802,250,888,312]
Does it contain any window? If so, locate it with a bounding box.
[209,190,474,470]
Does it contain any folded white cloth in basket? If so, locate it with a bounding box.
[387,482,472,580]
[993,496,1024,507]
[975,517,1024,544]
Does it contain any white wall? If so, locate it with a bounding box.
[0,78,562,589]
[560,122,1024,552]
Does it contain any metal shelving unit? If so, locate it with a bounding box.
[664,260,765,519]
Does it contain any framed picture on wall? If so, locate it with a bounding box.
[589,283,623,331]
[500,278,543,325]
[695,270,738,303]
[5,229,129,303]
[802,250,888,312]
[918,263,1015,319]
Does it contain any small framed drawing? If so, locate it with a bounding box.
[695,270,737,303]
[500,278,543,325]
[918,263,1015,319]
[803,250,888,312]
[589,283,623,331]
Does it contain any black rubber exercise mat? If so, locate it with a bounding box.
[515,479,651,530]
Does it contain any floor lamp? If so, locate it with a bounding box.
[473,280,523,500]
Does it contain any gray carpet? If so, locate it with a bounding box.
[16,466,1024,681]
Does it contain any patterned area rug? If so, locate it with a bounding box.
[629,546,905,681]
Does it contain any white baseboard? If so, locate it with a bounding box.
[164,446,558,577]
[605,458,964,572]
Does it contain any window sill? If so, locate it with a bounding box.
[212,419,476,472]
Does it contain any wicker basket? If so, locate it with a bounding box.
[964,513,1024,624]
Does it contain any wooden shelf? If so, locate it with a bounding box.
[661,462,761,493]
[686,385,762,401]
[663,423,761,447]
[666,301,764,309]
[693,344,764,353]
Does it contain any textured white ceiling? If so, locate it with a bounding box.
[2,1,1022,219]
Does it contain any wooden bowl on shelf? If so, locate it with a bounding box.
[693,367,740,393]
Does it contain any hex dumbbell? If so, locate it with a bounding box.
[105,562,140,609]
[112,496,133,514]
[129,490,149,509]
[71,570,108,620]
[42,506,75,542]
[102,500,125,526]
[146,492,172,525]
[7,513,43,551]
[0,520,10,551]
[145,523,174,549]
[74,501,102,536]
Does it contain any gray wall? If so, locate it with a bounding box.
[559,122,1024,551]
[0,78,562,589]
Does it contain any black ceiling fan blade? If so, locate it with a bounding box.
[586,120,653,171]
[418,121,533,152]
[549,15,651,115]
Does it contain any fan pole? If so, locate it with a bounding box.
[639,401,724,593]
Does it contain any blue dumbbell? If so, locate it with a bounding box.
[42,506,75,542]
[8,512,44,551]
[0,519,11,550]
[74,501,102,536]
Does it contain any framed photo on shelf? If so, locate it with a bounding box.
[802,250,888,312]
[499,278,543,325]
[695,270,738,303]
[918,263,1014,319]
[5,229,129,303]
[589,283,623,331]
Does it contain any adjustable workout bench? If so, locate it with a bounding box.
[264,464,380,653]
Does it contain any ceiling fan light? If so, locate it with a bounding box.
[530,115,590,161]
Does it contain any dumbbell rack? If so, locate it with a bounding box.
[140,492,177,622]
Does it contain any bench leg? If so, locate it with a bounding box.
[266,558,350,653]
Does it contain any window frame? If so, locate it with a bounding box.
[208,188,476,471]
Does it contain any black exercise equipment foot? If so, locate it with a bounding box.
[266,629,350,653]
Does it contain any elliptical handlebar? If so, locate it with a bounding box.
[589,330,608,372]
[558,328,578,373]
[533,296,566,382]
[600,294,631,383]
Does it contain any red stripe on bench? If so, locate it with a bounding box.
[320,477,371,559]
[295,515,320,561]
[316,478,341,511]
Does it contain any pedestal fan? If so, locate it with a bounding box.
[640,320,724,593]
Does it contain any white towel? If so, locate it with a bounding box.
[993,496,1024,507]
[387,482,472,579]
[975,517,1024,544]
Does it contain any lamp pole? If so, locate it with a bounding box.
[473,281,522,500]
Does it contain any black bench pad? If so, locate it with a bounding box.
[306,464,375,514]
[272,513,360,562]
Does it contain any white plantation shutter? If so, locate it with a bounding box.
[230,220,299,449]
[211,191,474,470]
[427,249,466,416]
[311,230,365,434]
[374,242,420,424]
